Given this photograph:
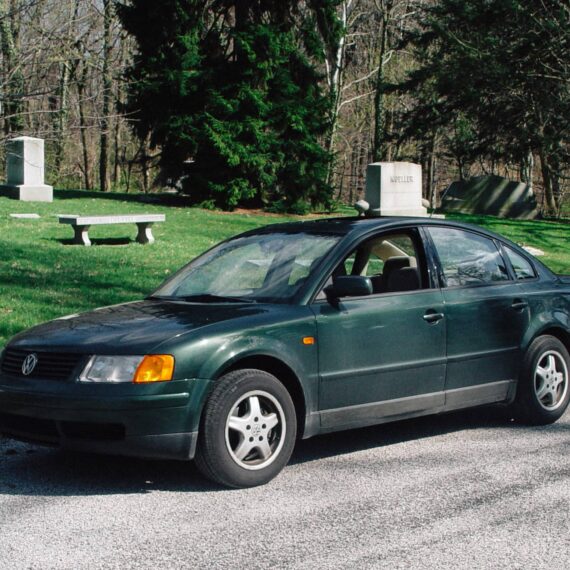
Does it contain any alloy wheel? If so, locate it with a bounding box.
[534,350,569,411]
[225,390,286,471]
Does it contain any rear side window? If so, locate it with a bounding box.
[505,247,536,280]
[428,227,509,287]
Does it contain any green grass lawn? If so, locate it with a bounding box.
[0,191,568,348]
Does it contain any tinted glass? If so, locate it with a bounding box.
[153,232,340,303]
[429,227,509,287]
[505,247,536,280]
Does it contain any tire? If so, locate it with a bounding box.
[195,369,297,488]
[512,335,570,425]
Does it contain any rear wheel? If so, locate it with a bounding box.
[513,335,570,425]
[195,369,297,488]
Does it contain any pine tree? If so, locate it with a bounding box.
[118,0,334,211]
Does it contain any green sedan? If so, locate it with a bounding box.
[1,217,569,487]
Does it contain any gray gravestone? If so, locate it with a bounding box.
[1,136,53,202]
[365,162,428,217]
[441,175,539,219]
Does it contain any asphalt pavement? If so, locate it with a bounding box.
[1,406,569,569]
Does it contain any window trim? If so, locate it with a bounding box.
[500,243,539,282]
[424,225,515,291]
[309,226,435,304]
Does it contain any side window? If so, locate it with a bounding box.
[317,231,426,298]
[505,247,536,280]
[428,227,509,287]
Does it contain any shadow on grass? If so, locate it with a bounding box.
[53,189,194,208]
[1,406,564,496]
[56,237,133,246]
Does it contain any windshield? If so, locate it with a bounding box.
[152,231,341,303]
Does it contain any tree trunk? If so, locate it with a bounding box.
[113,37,126,188]
[325,1,351,184]
[0,0,25,134]
[99,0,112,192]
[78,64,91,190]
[538,148,558,215]
[427,134,437,207]
[372,1,393,162]
[52,0,81,175]
[519,149,534,192]
[141,140,150,193]
[113,113,121,188]
[53,61,70,174]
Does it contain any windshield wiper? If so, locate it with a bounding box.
[177,294,257,304]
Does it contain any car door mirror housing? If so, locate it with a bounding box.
[325,276,373,301]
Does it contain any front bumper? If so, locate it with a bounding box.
[0,376,212,460]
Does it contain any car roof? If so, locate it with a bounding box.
[246,215,497,240]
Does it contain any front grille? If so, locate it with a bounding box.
[0,348,86,381]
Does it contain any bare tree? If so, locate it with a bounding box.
[99,0,112,192]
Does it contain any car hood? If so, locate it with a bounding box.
[7,299,271,354]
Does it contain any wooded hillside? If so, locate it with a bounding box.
[0,0,567,214]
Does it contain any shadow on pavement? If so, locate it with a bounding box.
[0,407,567,497]
[291,406,511,464]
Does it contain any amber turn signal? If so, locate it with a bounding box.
[302,337,315,345]
[133,355,174,383]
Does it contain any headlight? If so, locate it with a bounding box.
[79,355,174,383]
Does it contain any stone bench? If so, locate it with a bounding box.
[58,214,165,246]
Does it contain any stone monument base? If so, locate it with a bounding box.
[0,184,53,202]
[370,207,431,217]
[365,162,429,218]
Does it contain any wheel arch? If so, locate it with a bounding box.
[218,355,308,438]
[531,326,570,354]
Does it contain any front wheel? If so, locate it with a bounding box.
[512,335,570,425]
[195,369,297,488]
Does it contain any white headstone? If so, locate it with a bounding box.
[1,136,53,202]
[365,162,427,217]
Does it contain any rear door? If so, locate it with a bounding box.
[426,226,529,408]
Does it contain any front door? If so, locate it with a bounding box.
[311,229,446,430]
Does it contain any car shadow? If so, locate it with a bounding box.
[290,406,512,465]
[0,407,567,497]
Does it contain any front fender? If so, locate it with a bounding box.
[198,335,313,383]
[165,308,319,418]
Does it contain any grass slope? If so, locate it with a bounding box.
[0,192,568,348]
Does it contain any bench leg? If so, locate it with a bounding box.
[136,222,155,245]
[73,225,91,246]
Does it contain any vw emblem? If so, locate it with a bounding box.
[21,353,38,376]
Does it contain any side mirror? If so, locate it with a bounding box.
[324,276,373,304]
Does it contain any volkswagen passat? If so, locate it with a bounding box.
[1,217,569,487]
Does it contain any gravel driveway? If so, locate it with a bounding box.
[1,407,569,569]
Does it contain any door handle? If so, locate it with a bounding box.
[423,311,444,323]
[511,299,528,311]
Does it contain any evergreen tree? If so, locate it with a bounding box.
[399,0,570,214]
[118,0,334,211]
